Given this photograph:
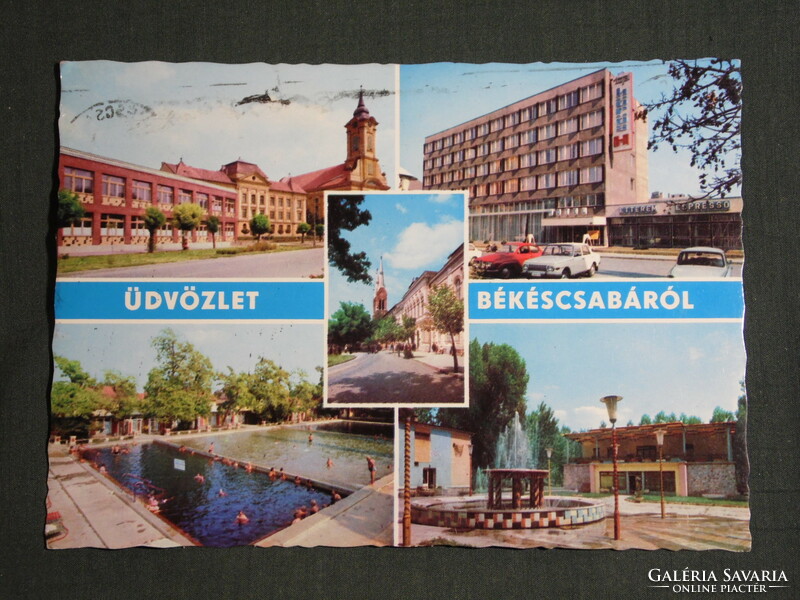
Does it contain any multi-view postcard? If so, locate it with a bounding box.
[50,59,745,551]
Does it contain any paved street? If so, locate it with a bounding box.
[595,254,743,279]
[328,351,465,404]
[60,247,324,278]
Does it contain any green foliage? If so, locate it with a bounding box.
[54,355,97,387]
[328,302,374,349]
[372,315,402,344]
[637,59,741,198]
[710,406,736,423]
[296,222,311,243]
[250,213,271,241]
[653,411,677,424]
[678,413,702,425]
[172,203,204,249]
[144,207,167,253]
[50,380,103,419]
[206,215,220,249]
[57,189,85,228]
[327,195,373,283]
[102,370,141,417]
[437,339,528,469]
[144,329,214,424]
[639,414,653,425]
[427,285,464,373]
[315,223,324,238]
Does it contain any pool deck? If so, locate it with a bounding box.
[257,473,395,547]
[47,451,195,549]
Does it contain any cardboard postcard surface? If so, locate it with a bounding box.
[50,60,746,550]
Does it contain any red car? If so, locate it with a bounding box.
[473,242,544,278]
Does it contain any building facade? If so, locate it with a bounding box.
[563,422,738,497]
[423,69,649,246]
[401,421,473,491]
[59,148,239,247]
[58,93,390,246]
[381,245,465,354]
[606,193,743,250]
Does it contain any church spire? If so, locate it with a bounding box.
[372,256,388,319]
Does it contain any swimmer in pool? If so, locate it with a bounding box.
[194,473,205,484]
[218,489,227,497]
[326,458,334,469]
[236,510,249,524]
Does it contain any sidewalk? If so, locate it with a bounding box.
[257,473,395,547]
[411,351,464,374]
[46,455,195,549]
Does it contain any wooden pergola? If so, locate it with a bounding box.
[486,468,549,509]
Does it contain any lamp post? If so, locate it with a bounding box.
[600,395,623,541]
[545,446,553,498]
[468,443,474,496]
[655,428,666,519]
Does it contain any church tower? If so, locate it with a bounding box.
[344,90,389,190]
[372,257,388,319]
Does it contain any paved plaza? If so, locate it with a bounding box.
[408,494,751,551]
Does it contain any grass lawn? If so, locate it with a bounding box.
[328,354,356,367]
[57,244,313,274]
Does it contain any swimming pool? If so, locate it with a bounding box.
[88,443,333,547]
[184,421,394,490]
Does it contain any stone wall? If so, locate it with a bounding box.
[687,462,737,497]
[564,463,592,493]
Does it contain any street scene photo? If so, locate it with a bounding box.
[398,322,749,550]
[47,323,394,548]
[56,62,397,278]
[326,192,467,405]
[400,61,742,280]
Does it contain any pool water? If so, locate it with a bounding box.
[89,444,332,547]
[185,421,394,490]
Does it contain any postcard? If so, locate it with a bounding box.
[49,59,745,551]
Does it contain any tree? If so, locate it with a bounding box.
[678,413,702,425]
[653,411,677,423]
[144,329,214,426]
[710,406,736,423]
[248,358,292,422]
[328,302,374,350]
[51,356,103,436]
[143,206,166,253]
[639,414,652,425]
[172,203,204,250]
[327,195,372,283]
[436,339,528,470]
[250,213,271,241]
[206,215,220,249]
[57,189,85,229]
[218,368,257,423]
[102,370,141,418]
[296,222,311,243]
[400,315,417,347]
[315,223,324,240]
[636,59,741,198]
[372,315,402,345]
[427,285,464,373]
[734,381,749,496]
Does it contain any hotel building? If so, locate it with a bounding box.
[422,69,649,246]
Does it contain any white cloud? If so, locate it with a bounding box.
[384,219,464,270]
[428,193,460,204]
[395,203,407,214]
[687,346,704,361]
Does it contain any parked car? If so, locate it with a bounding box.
[472,242,543,279]
[466,243,482,266]
[668,247,732,278]
[522,243,601,279]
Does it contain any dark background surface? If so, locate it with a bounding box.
[1,1,798,598]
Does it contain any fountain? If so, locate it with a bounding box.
[411,413,605,530]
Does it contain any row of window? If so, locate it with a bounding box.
[63,168,235,212]
[470,194,604,216]
[430,165,603,195]
[425,82,604,152]
[426,137,604,184]
[425,117,604,171]
[241,191,305,210]
[239,208,305,222]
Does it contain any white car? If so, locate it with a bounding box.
[522,243,600,279]
[668,247,732,278]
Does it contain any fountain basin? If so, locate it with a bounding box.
[411,496,605,530]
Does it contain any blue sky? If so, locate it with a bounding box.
[327,193,466,317]
[60,62,397,185]
[399,60,742,198]
[470,321,745,431]
[52,323,324,389]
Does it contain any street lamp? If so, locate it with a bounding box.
[600,395,623,541]
[655,428,666,519]
[545,446,553,498]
